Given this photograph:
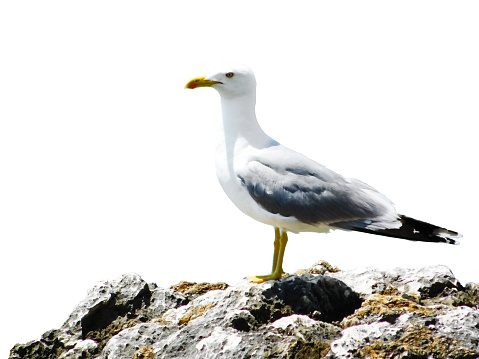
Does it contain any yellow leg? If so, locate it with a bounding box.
[271,227,281,273]
[247,229,288,283]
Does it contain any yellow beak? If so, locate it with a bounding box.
[185,76,222,89]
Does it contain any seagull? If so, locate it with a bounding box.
[185,63,461,283]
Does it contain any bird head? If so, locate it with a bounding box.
[186,63,256,99]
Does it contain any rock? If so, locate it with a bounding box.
[327,319,479,359]
[9,274,187,359]
[326,264,459,299]
[9,264,479,359]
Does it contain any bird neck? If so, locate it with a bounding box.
[219,95,272,150]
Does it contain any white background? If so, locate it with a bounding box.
[1,1,478,357]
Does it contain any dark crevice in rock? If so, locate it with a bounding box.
[248,299,293,326]
[419,279,458,299]
[80,283,152,352]
[230,315,253,332]
[81,284,152,338]
[263,275,363,323]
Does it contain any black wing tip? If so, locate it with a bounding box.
[431,226,462,245]
[445,237,461,245]
[334,215,461,245]
[433,233,461,245]
[399,215,461,245]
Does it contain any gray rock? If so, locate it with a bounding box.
[326,264,459,299]
[100,276,352,359]
[435,306,479,347]
[327,311,479,359]
[9,273,187,359]
[9,264,479,359]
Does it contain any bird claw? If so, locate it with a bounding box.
[246,275,271,283]
[246,272,287,283]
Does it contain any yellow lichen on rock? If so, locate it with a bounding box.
[342,294,443,327]
[170,281,229,296]
[178,304,215,326]
[132,346,156,359]
[354,324,478,359]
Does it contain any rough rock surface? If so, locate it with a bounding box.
[9,262,479,359]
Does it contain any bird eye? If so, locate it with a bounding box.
[225,72,234,78]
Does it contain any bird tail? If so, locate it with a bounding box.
[335,215,461,245]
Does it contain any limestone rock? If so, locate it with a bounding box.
[9,274,187,359]
[9,264,479,359]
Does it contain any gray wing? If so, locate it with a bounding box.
[238,146,394,225]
